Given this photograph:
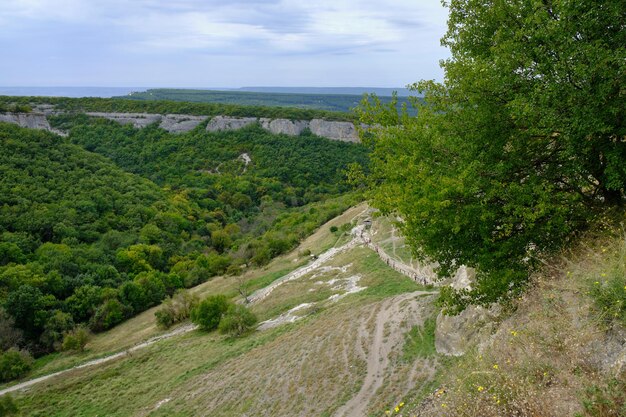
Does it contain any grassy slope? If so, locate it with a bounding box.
[409,227,626,417]
[10,205,442,417]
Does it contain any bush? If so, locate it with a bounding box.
[590,271,626,326]
[62,325,90,352]
[190,295,232,331]
[0,348,33,382]
[329,225,338,233]
[90,299,126,331]
[155,290,199,329]
[218,304,257,337]
[0,395,18,416]
[40,310,75,351]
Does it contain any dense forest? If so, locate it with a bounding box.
[122,88,415,113]
[0,109,367,364]
[0,95,353,121]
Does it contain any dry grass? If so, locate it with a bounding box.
[414,232,626,417]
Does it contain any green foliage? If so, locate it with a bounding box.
[61,325,90,352]
[155,290,199,329]
[0,348,33,382]
[402,317,436,361]
[590,273,626,327]
[119,88,412,114]
[218,304,257,337]
[0,395,18,417]
[0,95,351,121]
[191,295,232,331]
[0,308,23,351]
[90,299,126,332]
[358,0,625,308]
[579,379,626,417]
[40,310,74,351]
[0,98,364,352]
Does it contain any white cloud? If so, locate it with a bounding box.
[0,0,450,86]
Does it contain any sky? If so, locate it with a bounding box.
[0,0,450,88]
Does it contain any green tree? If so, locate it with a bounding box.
[65,285,103,322]
[218,304,257,336]
[90,299,125,331]
[0,394,18,416]
[190,295,231,331]
[40,310,74,350]
[0,348,33,382]
[358,0,625,309]
[61,325,90,352]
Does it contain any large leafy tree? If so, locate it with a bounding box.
[358,0,625,309]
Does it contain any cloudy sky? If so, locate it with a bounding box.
[0,0,450,88]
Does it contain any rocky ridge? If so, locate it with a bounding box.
[0,112,67,136]
[1,110,362,142]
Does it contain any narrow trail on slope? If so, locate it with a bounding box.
[0,209,434,398]
[0,323,196,397]
[333,291,437,417]
[0,216,369,397]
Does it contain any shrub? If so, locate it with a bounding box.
[62,325,90,352]
[590,271,626,326]
[155,291,198,329]
[218,304,257,336]
[40,310,75,351]
[0,348,33,382]
[0,395,18,416]
[90,299,126,331]
[329,226,338,233]
[190,295,232,331]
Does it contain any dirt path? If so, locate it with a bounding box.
[0,226,368,397]
[333,291,437,417]
[248,228,363,303]
[0,214,432,399]
[0,323,196,397]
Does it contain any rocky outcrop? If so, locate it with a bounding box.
[205,116,361,142]
[86,112,206,133]
[21,110,362,142]
[0,113,50,130]
[206,116,257,132]
[435,305,500,356]
[0,113,67,136]
[259,118,309,136]
[309,119,359,142]
[160,114,207,133]
[86,112,162,129]
[434,265,499,356]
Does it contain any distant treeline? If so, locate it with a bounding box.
[0,95,354,121]
[121,88,417,114]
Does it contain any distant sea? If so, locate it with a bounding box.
[0,86,412,98]
[0,87,147,98]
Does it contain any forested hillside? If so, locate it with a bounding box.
[0,96,353,121]
[0,111,366,364]
[121,88,414,113]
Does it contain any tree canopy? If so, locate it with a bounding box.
[358,0,625,310]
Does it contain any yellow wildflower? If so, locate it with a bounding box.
[493,364,499,369]
[395,406,400,413]
[477,386,484,392]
